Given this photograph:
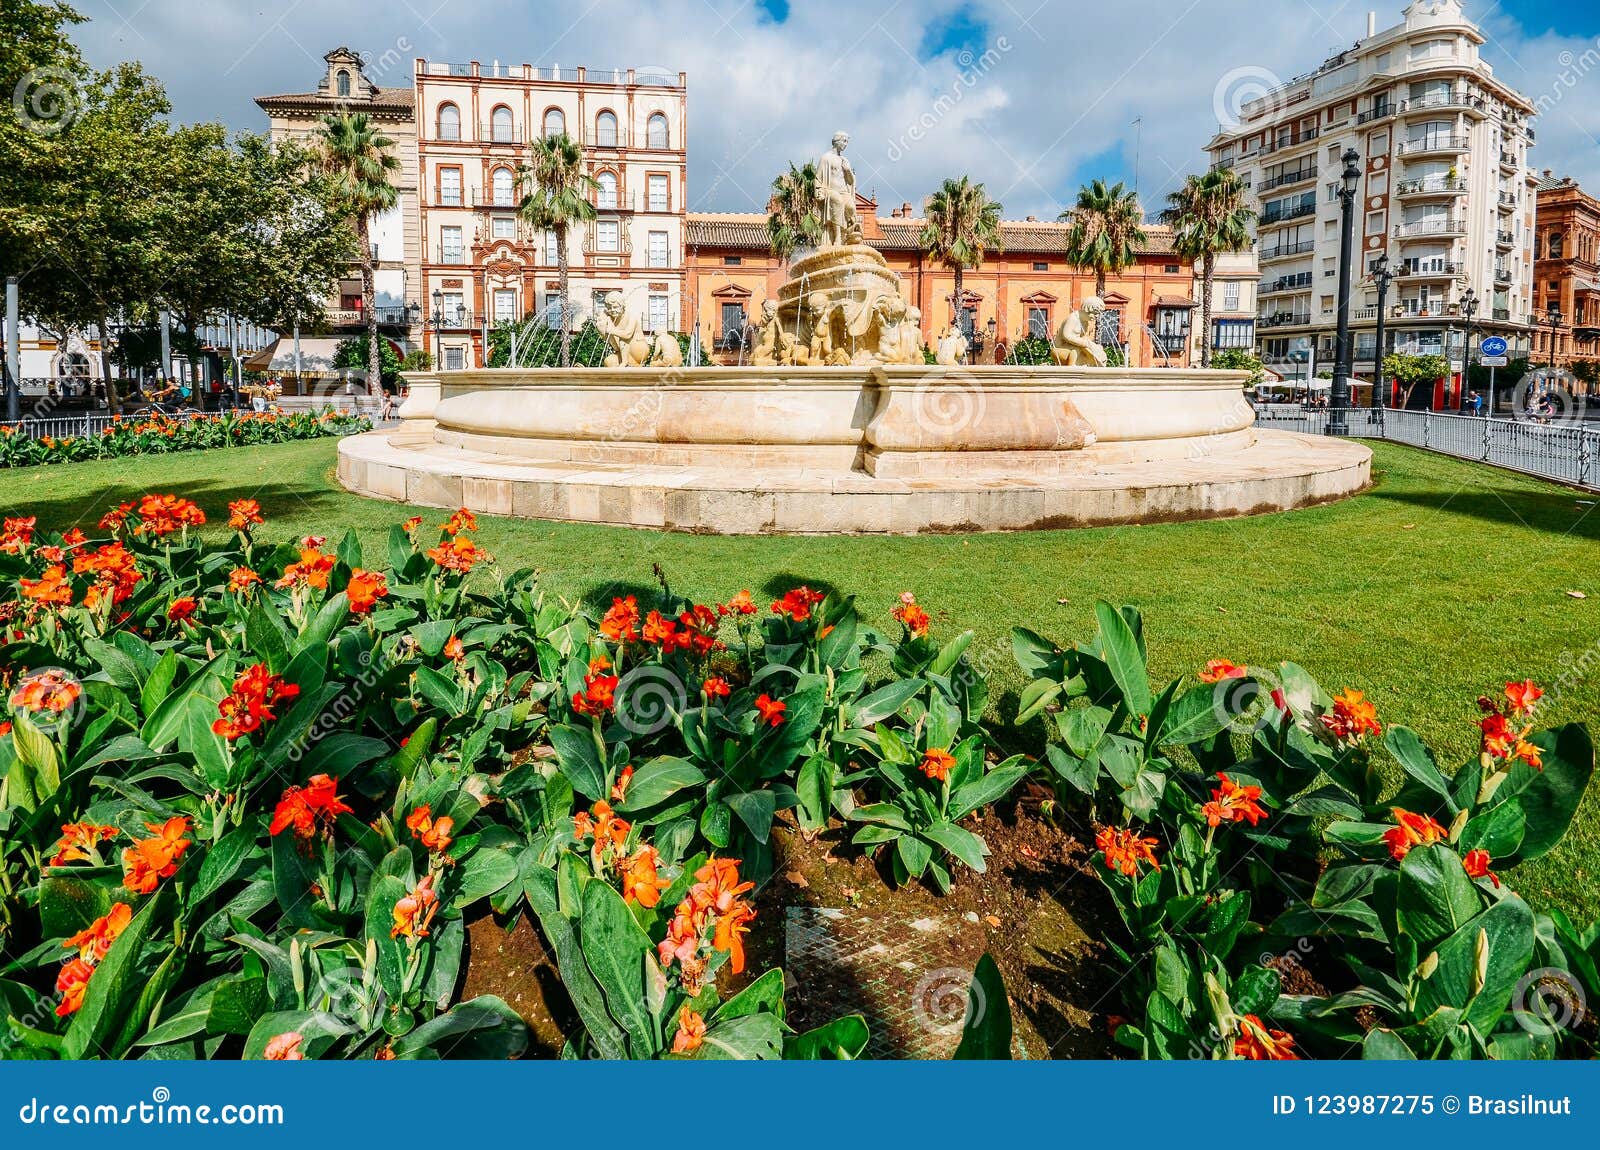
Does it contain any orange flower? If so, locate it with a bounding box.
[610,765,634,803]
[426,535,488,575]
[0,516,36,554]
[640,609,684,650]
[167,596,198,622]
[599,595,641,643]
[9,668,81,715]
[50,822,119,866]
[919,747,956,782]
[121,816,192,894]
[345,569,389,615]
[618,845,667,908]
[1200,772,1267,828]
[1321,688,1381,741]
[572,657,619,717]
[1095,826,1161,877]
[1198,659,1247,684]
[677,604,721,656]
[443,508,478,535]
[754,693,786,727]
[275,546,335,590]
[1513,738,1542,769]
[405,805,455,854]
[1382,807,1448,862]
[62,903,132,964]
[718,589,757,617]
[771,586,825,622]
[133,494,205,537]
[1234,1014,1298,1060]
[701,676,731,699]
[1504,679,1543,716]
[264,1031,305,1060]
[891,592,930,638]
[1478,711,1515,758]
[213,664,300,740]
[443,634,465,661]
[401,515,423,534]
[269,774,354,843]
[390,874,439,939]
[671,1005,706,1054]
[1463,848,1501,888]
[54,958,95,1017]
[228,566,262,595]
[19,564,73,607]
[227,499,264,531]
[73,542,142,607]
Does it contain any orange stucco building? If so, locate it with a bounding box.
[685,195,1203,367]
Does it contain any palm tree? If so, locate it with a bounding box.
[316,113,400,395]
[1159,169,1255,367]
[1060,179,1147,299]
[918,176,1003,344]
[519,132,598,366]
[766,162,822,262]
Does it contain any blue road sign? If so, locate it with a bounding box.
[1481,335,1508,357]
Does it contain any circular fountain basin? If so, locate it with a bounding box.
[338,365,1370,534]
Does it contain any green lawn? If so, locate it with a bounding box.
[4,438,1598,919]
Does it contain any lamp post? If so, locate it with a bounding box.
[1459,288,1478,411]
[1371,253,1393,409]
[431,289,444,369]
[1329,149,1362,435]
[1543,299,1564,371]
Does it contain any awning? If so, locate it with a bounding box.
[244,337,345,374]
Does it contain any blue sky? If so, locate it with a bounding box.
[69,0,1600,219]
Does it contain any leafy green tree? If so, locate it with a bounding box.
[518,133,597,367]
[1384,352,1449,408]
[334,333,401,386]
[1061,179,1146,299]
[1209,348,1265,385]
[1160,169,1255,367]
[919,176,1003,335]
[766,162,821,262]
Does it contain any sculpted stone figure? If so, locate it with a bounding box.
[1052,297,1108,367]
[935,324,969,366]
[898,305,926,364]
[750,299,797,366]
[802,291,850,366]
[814,132,863,249]
[594,291,682,367]
[870,294,910,363]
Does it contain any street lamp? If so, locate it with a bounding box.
[1459,288,1478,411]
[1370,253,1394,409]
[1329,148,1362,435]
[431,289,444,368]
[1543,299,1564,370]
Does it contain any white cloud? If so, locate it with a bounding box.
[68,0,1600,217]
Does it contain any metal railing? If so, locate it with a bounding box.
[1260,239,1316,260]
[2,409,211,442]
[1254,406,1600,489]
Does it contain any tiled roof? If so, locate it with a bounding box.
[685,213,1179,256]
[254,87,415,113]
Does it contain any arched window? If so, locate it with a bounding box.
[492,167,515,207]
[596,171,618,210]
[595,110,618,147]
[543,107,566,139]
[1548,231,1564,259]
[336,69,351,97]
[646,112,669,149]
[491,105,514,143]
[437,102,460,141]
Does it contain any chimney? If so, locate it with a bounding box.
[1025,214,1038,222]
[1366,11,1376,37]
[1545,168,1554,179]
[900,201,912,217]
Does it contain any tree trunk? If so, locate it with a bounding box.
[359,212,381,398]
[184,314,204,410]
[557,223,572,367]
[1095,269,1106,298]
[95,316,121,415]
[1200,252,1215,369]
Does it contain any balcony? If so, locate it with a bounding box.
[434,245,468,265]
[1259,311,1312,329]
[471,188,521,210]
[1260,272,1313,294]
[1394,217,1466,240]
[1396,134,1469,157]
[328,305,414,328]
[1259,200,1317,226]
[1394,177,1468,199]
[1355,103,1394,125]
[1258,166,1317,193]
[1497,190,1518,210]
[1397,89,1486,116]
[1494,268,1514,286]
[479,124,525,145]
[1151,333,1191,356]
[1499,150,1518,169]
[1259,239,1316,260]
[1496,229,1515,248]
[1259,127,1319,156]
[433,307,473,330]
[1492,307,1511,321]
[1398,261,1462,279]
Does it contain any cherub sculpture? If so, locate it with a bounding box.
[594,291,682,367]
[1051,297,1108,367]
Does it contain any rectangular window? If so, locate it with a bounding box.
[491,216,516,239]
[545,232,561,265]
[1212,318,1253,349]
[648,294,669,333]
[440,226,463,263]
[723,255,742,266]
[438,168,461,207]
[441,292,464,325]
[1027,307,1050,339]
[596,220,619,253]
[1223,281,1240,310]
[493,289,516,323]
[648,230,669,268]
[443,346,465,370]
[648,174,669,212]
[1032,261,1049,272]
[1365,209,1386,235]
[543,293,564,327]
[719,301,746,347]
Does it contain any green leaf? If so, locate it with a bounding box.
[1094,600,1152,717]
[63,885,173,1060]
[953,954,1012,1059]
[579,880,660,1059]
[724,788,778,843]
[618,756,705,811]
[693,1011,785,1060]
[948,761,1028,821]
[896,833,933,877]
[1155,685,1229,748]
[1502,724,1593,865]
[453,848,520,906]
[1362,1028,1417,1059]
[929,630,974,676]
[191,828,259,905]
[850,679,926,727]
[923,821,987,872]
[785,1014,870,1059]
[1397,845,1482,953]
[1384,725,1455,810]
[714,967,787,1023]
[550,722,606,800]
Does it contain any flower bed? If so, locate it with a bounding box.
[0,497,1594,1060]
[0,408,370,469]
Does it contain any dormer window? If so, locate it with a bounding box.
[336,69,351,97]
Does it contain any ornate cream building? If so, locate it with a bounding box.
[1206,0,1537,406]
[413,58,687,369]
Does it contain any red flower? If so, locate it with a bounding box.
[228,566,262,595]
[390,875,440,939]
[345,569,389,615]
[443,508,478,536]
[771,586,825,621]
[269,774,354,843]
[227,499,264,531]
[122,816,192,894]
[610,765,634,803]
[1234,1015,1298,1060]
[1382,807,1448,862]
[719,589,757,617]
[1198,659,1247,684]
[62,903,132,964]
[19,564,73,607]
[1504,679,1543,716]
[1320,688,1381,741]
[573,656,619,717]
[264,1032,305,1060]
[671,1005,706,1054]
[919,747,956,782]
[701,676,731,699]
[133,494,206,536]
[754,693,786,726]
[1463,848,1501,888]
[10,668,81,715]
[275,546,335,590]
[212,663,300,740]
[443,635,465,661]
[54,958,95,1017]
[50,822,119,866]
[891,592,930,637]
[167,596,198,622]
[405,805,455,853]
[1095,826,1161,877]
[426,535,488,575]
[1200,773,1267,828]
[599,595,641,643]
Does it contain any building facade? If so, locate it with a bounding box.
[1207,0,1537,406]
[685,197,1208,368]
[413,58,687,370]
[256,48,422,365]
[1532,173,1600,378]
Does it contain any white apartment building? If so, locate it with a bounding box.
[1206,0,1537,405]
[415,59,687,369]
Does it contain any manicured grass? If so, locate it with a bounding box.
[4,438,1598,919]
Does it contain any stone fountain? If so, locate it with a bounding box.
[338,131,1370,534]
